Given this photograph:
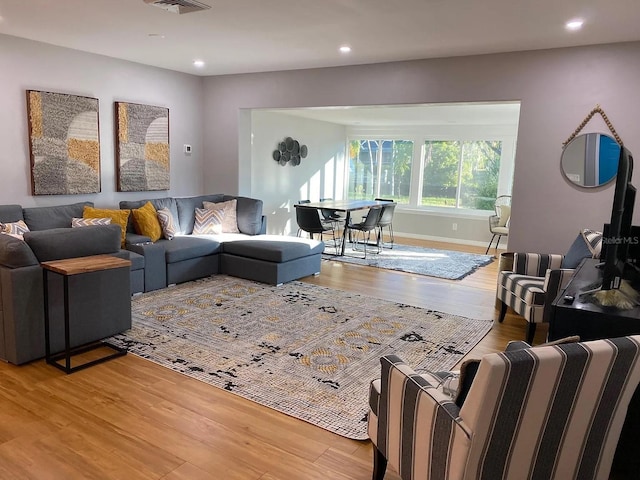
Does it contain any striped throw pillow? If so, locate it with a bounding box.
[157,207,178,240]
[581,228,603,258]
[72,217,112,227]
[193,208,224,235]
[0,220,30,240]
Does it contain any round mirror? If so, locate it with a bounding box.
[561,132,621,187]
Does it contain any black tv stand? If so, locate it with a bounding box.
[551,257,640,477]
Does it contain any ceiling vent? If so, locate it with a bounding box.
[144,0,211,14]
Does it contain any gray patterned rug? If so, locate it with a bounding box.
[110,275,492,439]
[323,243,493,280]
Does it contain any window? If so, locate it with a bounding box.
[422,140,502,210]
[348,139,413,202]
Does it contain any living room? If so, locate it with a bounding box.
[2,1,640,478]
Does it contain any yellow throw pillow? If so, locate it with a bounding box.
[83,206,130,247]
[131,201,162,242]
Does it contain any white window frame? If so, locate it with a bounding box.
[346,124,517,216]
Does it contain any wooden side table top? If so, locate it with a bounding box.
[41,254,131,276]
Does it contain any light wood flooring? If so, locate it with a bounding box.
[0,238,543,479]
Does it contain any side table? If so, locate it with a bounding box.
[42,254,131,374]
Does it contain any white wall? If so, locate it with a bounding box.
[250,111,346,235]
[0,34,205,208]
[203,42,640,254]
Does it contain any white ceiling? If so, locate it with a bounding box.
[1,0,640,77]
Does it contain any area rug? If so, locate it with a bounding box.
[110,275,492,439]
[323,243,493,280]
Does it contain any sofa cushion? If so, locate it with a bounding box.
[223,195,264,235]
[222,236,324,262]
[162,236,222,264]
[23,202,92,231]
[83,206,130,247]
[0,204,25,224]
[175,195,225,234]
[24,224,121,262]
[203,199,240,234]
[131,201,162,242]
[0,233,39,268]
[119,249,145,270]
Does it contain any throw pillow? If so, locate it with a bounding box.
[193,208,224,235]
[131,201,162,243]
[203,199,240,233]
[496,205,511,228]
[71,217,112,228]
[0,220,30,240]
[581,228,603,258]
[83,206,130,247]
[157,207,177,240]
[562,233,592,269]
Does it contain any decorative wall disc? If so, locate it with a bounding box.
[272,136,308,167]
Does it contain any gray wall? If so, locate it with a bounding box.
[0,34,205,209]
[203,41,640,253]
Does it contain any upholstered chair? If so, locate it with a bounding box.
[496,229,602,343]
[368,335,640,480]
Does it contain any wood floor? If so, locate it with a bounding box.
[0,238,542,479]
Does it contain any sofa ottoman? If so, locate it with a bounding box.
[220,235,324,285]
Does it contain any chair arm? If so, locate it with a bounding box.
[489,215,500,229]
[374,355,471,479]
[542,268,575,322]
[513,253,564,276]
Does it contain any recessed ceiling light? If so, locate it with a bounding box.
[193,60,205,68]
[339,45,351,54]
[565,19,584,31]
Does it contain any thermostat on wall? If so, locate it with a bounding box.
[184,144,192,154]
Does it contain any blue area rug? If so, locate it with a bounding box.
[323,243,494,280]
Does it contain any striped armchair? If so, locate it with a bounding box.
[496,252,575,343]
[368,336,640,480]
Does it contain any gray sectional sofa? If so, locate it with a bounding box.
[0,202,138,365]
[119,194,324,290]
[0,195,323,365]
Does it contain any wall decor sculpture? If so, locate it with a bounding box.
[26,90,101,195]
[273,136,307,166]
[115,102,170,191]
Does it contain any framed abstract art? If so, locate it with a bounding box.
[115,102,170,191]
[26,90,101,195]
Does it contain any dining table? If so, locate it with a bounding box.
[294,199,393,256]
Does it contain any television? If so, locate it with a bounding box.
[598,145,638,300]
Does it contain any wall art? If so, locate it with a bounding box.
[273,136,307,166]
[26,90,101,195]
[115,102,170,191]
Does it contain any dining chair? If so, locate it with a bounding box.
[347,207,382,258]
[319,197,345,228]
[295,205,339,250]
[374,198,395,249]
